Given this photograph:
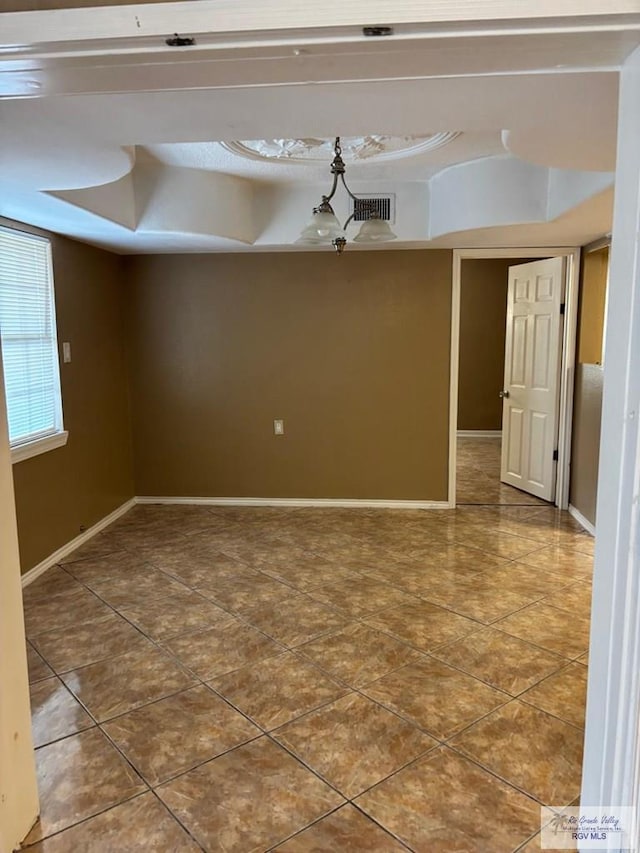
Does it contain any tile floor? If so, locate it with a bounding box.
[21,496,593,852]
[457,436,549,505]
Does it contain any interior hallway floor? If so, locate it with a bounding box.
[22,502,593,852]
[457,436,550,506]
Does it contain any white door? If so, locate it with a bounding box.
[500,257,565,501]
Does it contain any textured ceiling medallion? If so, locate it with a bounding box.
[221,133,461,164]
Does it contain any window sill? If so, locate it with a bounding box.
[11,431,69,464]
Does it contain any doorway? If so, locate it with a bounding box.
[449,248,581,509]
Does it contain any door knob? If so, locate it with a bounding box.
[499,390,510,399]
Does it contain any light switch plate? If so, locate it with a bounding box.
[62,342,72,363]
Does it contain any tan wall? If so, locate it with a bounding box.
[1,220,135,573]
[577,246,609,365]
[457,258,513,431]
[126,250,452,501]
[570,245,609,526]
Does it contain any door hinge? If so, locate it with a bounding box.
[553,449,559,461]
[560,303,566,315]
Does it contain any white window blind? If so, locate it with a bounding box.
[0,227,64,448]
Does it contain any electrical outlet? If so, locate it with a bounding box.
[62,342,72,363]
[273,419,284,435]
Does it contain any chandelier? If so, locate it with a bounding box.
[296,137,398,254]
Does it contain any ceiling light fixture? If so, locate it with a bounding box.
[296,136,398,254]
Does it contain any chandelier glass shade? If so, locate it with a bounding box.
[296,137,398,254]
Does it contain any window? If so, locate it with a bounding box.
[0,227,67,463]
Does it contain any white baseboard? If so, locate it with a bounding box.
[568,504,596,537]
[457,430,502,438]
[135,496,450,510]
[21,498,136,588]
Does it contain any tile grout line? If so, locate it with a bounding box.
[24,501,590,849]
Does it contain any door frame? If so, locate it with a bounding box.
[448,246,581,509]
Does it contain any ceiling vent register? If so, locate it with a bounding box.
[351,195,394,223]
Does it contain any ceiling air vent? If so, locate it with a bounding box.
[350,195,395,223]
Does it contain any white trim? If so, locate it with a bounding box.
[556,249,581,511]
[456,430,502,438]
[21,497,136,588]
[581,43,640,826]
[2,2,638,50]
[568,503,596,536]
[449,247,580,510]
[135,496,450,510]
[11,430,68,465]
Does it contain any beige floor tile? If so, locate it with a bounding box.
[21,494,592,851]
[274,693,435,798]
[62,550,151,584]
[30,677,94,747]
[521,663,588,728]
[450,700,584,805]
[421,578,542,623]
[103,684,260,785]
[59,536,123,565]
[21,567,82,606]
[261,556,357,591]
[405,543,512,573]
[25,793,201,852]
[216,536,304,566]
[459,531,545,561]
[364,601,479,652]
[118,591,232,641]
[516,547,593,578]
[497,602,590,659]
[273,804,407,851]
[242,595,351,647]
[23,587,113,638]
[24,728,146,843]
[151,548,257,588]
[357,745,540,852]
[27,643,54,683]
[361,657,508,739]
[163,618,282,679]
[542,582,593,614]
[210,651,349,730]
[85,568,191,609]
[31,612,152,673]
[433,627,566,695]
[298,623,421,687]
[61,646,197,722]
[479,563,571,597]
[157,737,344,851]
[196,569,295,612]
[308,576,418,617]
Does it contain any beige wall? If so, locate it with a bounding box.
[457,259,512,431]
[570,363,603,526]
[1,220,135,574]
[125,250,452,501]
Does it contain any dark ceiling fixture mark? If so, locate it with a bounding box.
[165,33,196,47]
[362,26,394,37]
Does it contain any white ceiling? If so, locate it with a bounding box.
[0,6,637,253]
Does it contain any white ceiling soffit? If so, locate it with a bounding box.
[0,3,636,253]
